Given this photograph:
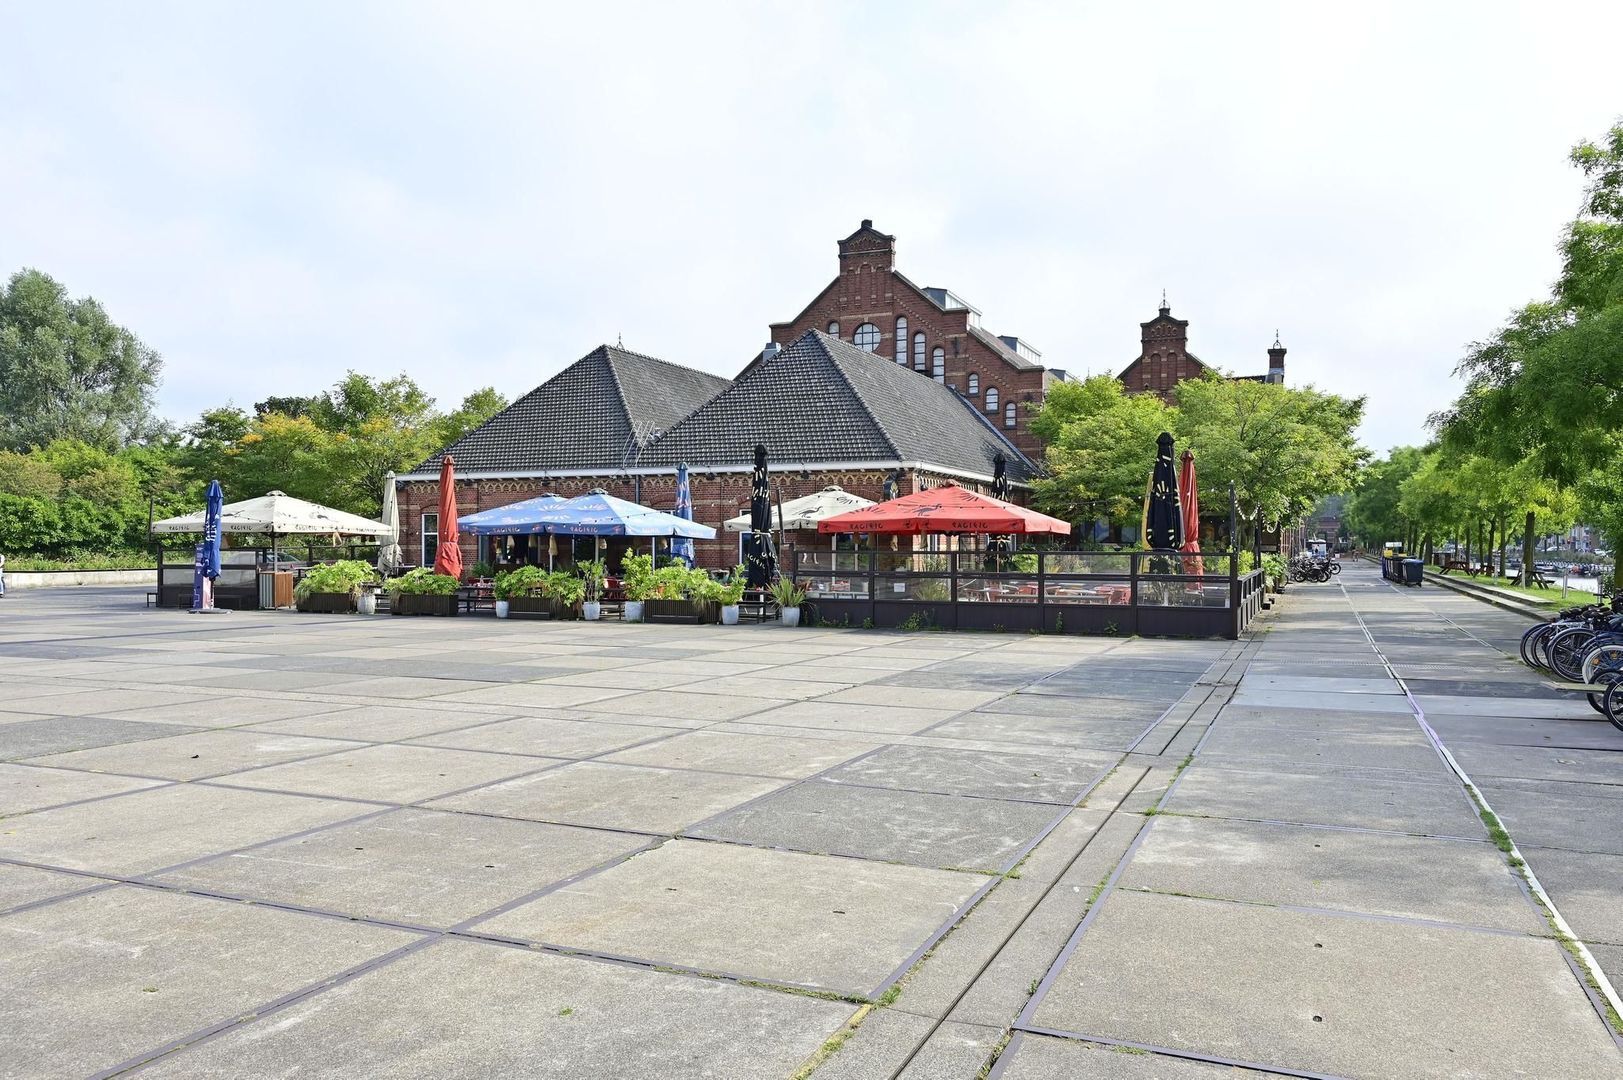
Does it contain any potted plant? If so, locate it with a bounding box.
[621,553,653,622]
[770,577,807,627]
[387,567,461,616]
[492,565,542,618]
[643,564,710,623]
[714,566,746,625]
[577,559,607,621]
[542,570,585,619]
[294,560,377,614]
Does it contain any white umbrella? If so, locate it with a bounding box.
[722,485,875,532]
[152,490,395,536]
[378,472,404,575]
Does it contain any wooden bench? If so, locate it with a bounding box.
[1439,558,1477,576]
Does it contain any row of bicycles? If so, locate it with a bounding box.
[1520,592,1623,730]
[1287,554,1341,583]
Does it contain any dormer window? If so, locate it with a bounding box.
[853,323,881,352]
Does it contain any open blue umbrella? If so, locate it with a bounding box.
[457,494,568,535]
[671,465,695,566]
[523,489,716,538]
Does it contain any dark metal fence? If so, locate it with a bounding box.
[795,549,1264,639]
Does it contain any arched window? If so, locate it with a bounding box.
[827,321,840,337]
[931,347,945,381]
[1004,402,1017,428]
[853,323,881,352]
[985,387,999,413]
[913,332,926,371]
[967,373,979,395]
[895,317,908,364]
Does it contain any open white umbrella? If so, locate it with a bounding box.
[722,485,875,532]
[152,490,395,537]
[378,473,404,575]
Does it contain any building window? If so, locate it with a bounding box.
[968,373,979,395]
[895,317,908,364]
[1004,403,1017,428]
[854,323,881,352]
[421,512,439,568]
[827,321,840,337]
[932,347,945,381]
[985,387,999,413]
[913,332,926,370]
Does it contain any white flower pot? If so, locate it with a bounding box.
[495,600,510,619]
[781,606,800,627]
[356,592,377,616]
[624,600,644,622]
[721,604,740,625]
[583,601,601,621]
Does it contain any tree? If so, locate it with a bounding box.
[1029,376,1175,525]
[1174,376,1367,541]
[1344,446,1426,547]
[0,269,162,451]
[431,387,508,449]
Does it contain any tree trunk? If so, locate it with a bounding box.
[1522,511,1536,588]
[1497,515,1507,577]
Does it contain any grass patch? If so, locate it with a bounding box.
[974,1030,1014,1080]
[790,1004,873,1080]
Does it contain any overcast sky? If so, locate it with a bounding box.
[3,1,1619,455]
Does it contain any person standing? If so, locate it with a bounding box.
[0,552,6,598]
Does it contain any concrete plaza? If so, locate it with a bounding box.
[1,562,1619,1078]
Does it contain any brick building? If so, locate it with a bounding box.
[397,331,1034,572]
[1117,297,1286,401]
[767,220,1063,458]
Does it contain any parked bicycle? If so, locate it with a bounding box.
[1520,592,1623,727]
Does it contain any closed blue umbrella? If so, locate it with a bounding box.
[672,465,695,567]
[202,480,224,579]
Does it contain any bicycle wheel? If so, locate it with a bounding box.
[1581,644,1623,710]
[1606,678,1623,733]
[1329,562,1342,575]
[1533,623,1566,672]
[1520,623,1552,670]
[1549,627,1596,682]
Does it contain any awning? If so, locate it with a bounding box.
[817,484,1071,536]
[457,494,568,535]
[151,491,394,537]
[518,489,716,539]
[723,485,876,532]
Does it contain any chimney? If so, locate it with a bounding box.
[762,341,781,363]
[1267,332,1286,384]
[838,219,896,273]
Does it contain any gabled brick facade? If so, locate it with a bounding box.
[768,221,1056,458]
[1118,300,1286,402]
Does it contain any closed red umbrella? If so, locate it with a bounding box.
[818,483,1070,536]
[1178,449,1204,578]
[434,456,463,580]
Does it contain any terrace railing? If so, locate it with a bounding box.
[794,549,1264,639]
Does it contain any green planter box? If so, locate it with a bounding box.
[390,593,459,616]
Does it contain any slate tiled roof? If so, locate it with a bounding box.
[640,331,1035,482]
[415,345,729,474]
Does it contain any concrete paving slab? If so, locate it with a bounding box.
[712,699,956,735]
[1520,847,1623,945]
[821,685,1008,711]
[575,688,792,723]
[137,938,854,1080]
[895,1019,1002,1078]
[0,782,375,875]
[599,729,883,778]
[0,716,204,762]
[423,682,638,709]
[1164,761,1484,835]
[6,688,213,718]
[1593,944,1623,1000]
[432,760,787,834]
[929,711,1160,751]
[477,839,981,995]
[998,1033,1276,1079]
[0,885,420,1079]
[23,729,361,781]
[329,676,500,699]
[1198,725,1448,774]
[1449,742,1623,785]
[0,863,94,911]
[155,807,648,926]
[823,744,1112,804]
[1414,694,1596,720]
[95,695,350,728]
[689,779,1060,871]
[1122,814,1542,933]
[1426,712,1623,751]
[408,713,673,758]
[1228,688,1412,713]
[1031,890,1623,1079]
[245,703,501,742]
[1240,674,1404,694]
[187,669,357,691]
[225,743,547,803]
[804,1007,934,1080]
[0,762,163,815]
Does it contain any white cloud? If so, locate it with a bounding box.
[1,0,1618,456]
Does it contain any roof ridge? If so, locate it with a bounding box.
[950,387,1035,469]
[596,346,642,449]
[810,331,904,462]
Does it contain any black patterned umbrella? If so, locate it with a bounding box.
[745,443,777,587]
[1144,432,1183,551]
[988,454,1011,561]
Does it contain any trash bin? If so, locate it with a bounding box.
[1402,558,1424,587]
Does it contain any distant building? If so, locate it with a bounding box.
[767,220,1064,458]
[1117,298,1286,401]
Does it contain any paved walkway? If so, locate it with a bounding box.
[1,569,1619,1078]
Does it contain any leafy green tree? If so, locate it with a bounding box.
[1029,376,1175,524]
[0,269,162,451]
[1344,446,1426,548]
[431,387,509,449]
[0,450,63,498]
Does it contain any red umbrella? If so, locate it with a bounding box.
[434,456,463,580]
[1178,449,1204,578]
[818,483,1071,536]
